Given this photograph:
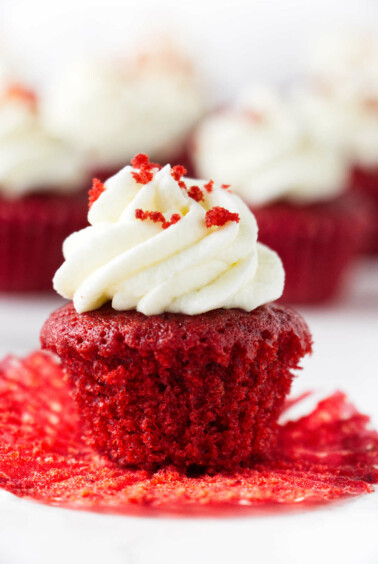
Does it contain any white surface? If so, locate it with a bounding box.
[0,260,377,564]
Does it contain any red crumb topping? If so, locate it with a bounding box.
[171,165,187,181]
[204,180,214,193]
[5,84,37,107]
[88,178,106,209]
[221,184,231,190]
[187,185,204,202]
[131,153,162,185]
[131,153,161,170]
[135,209,181,229]
[205,206,240,228]
[132,168,154,185]
[0,350,376,515]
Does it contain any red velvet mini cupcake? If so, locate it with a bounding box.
[192,87,368,303]
[0,85,88,291]
[41,155,311,472]
[42,43,205,181]
[301,32,378,254]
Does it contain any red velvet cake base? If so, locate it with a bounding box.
[252,195,369,304]
[41,303,311,472]
[0,192,88,291]
[349,166,378,254]
[0,351,376,515]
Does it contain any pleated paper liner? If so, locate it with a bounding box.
[0,351,376,516]
[0,191,88,291]
[253,194,370,304]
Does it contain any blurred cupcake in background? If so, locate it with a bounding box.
[300,31,378,254]
[0,84,88,291]
[192,86,369,304]
[42,41,207,180]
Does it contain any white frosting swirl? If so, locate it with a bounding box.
[302,32,378,167]
[0,92,87,197]
[54,163,284,315]
[193,87,348,206]
[42,48,205,169]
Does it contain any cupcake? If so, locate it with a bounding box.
[192,86,368,304]
[42,43,206,181]
[41,154,311,472]
[0,85,89,291]
[301,32,378,253]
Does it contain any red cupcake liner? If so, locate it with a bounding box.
[252,194,370,304]
[0,192,88,292]
[0,351,377,515]
[349,165,378,254]
[41,303,312,472]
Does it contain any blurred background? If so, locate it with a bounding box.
[1,0,378,97]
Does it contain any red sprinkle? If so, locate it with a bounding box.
[0,351,377,516]
[131,169,154,185]
[187,185,204,202]
[131,153,161,170]
[204,180,214,193]
[171,165,187,181]
[88,178,106,209]
[205,206,240,228]
[131,153,162,185]
[135,209,181,229]
[221,184,231,190]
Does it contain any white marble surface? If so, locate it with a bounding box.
[0,259,377,564]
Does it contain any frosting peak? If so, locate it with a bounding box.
[302,32,378,167]
[193,86,348,206]
[54,155,284,315]
[0,88,87,197]
[42,46,206,168]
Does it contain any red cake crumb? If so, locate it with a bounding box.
[187,185,204,202]
[0,351,376,515]
[88,178,105,209]
[221,184,231,190]
[171,169,204,203]
[205,206,240,228]
[130,153,161,171]
[131,168,154,185]
[135,209,181,229]
[131,153,162,185]
[171,165,187,181]
[204,180,214,193]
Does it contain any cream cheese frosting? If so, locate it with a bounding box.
[0,90,87,197]
[193,87,348,206]
[302,32,378,167]
[42,47,205,169]
[53,158,284,315]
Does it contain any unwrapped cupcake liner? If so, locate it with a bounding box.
[253,194,369,304]
[0,192,88,292]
